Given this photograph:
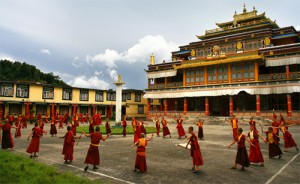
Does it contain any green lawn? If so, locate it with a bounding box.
[0,150,99,184]
[76,125,158,135]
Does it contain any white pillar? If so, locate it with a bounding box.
[114,74,125,125]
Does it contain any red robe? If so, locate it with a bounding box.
[26,127,42,153]
[266,132,282,158]
[15,122,22,138]
[50,120,57,135]
[248,130,264,163]
[176,119,185,137]
[231,118,239,140]
[22,116,27,128]
[135,138,147,173]
[132,120,141,143]
[197,121,204,139]
[155,120,160,136]
[281,126,297,148]
[71,123,77,136]
[122,120,127,137]
[161,120,170,137]
[105,122,111,134]
[59,115,64,128]
[84,132,103,165]
[1,123,14,149]
[140,121,147,135]
[189,133,204,166]
[62,131,75,161]
[235,134,250,167]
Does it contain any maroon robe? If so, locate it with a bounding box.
[62,131,75,161]
[155,120,160,136]
[122,120,127,137]
[26,127,42,154]
[134,138,148,173]
[1,123,14,149]
[15,122,22,138]
[84,132,103,165]
[281,126,297,148]
[176,119,185,137]
[105,122,111,134]
[189,133,204,166]
[161,120,170,137]
[248,130,264,163]
[235,134,250,167]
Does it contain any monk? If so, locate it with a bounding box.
[59,114,64,129]
[2,118,15,150]
[82,126,109,171]
[14,118,22,138]
[50,118,57,137]
[176,116,187,139]
[22,115,27,128]
[132,117,141,143]
[228,128,253,171]
[132,133,153,173]
[122,115,127,137]
[196,119,204,140]
[139,120,147,136]
[154,117,160,137]
[279,121,299,152]
[161,117,171,138]
[271,113,280,143]
[71,121,77,136]
[105,118,111,134]
[186,126,204,173]
[247,125,266,166]
[63,111,69,125]
[89,119,94,134]
[227,115,240,140]
[26,123,47,158]
[248,117,256,129]
[60,126,81,164]
[262,127,283,159]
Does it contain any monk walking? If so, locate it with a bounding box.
[105,118,111,134]
[61,126,81,164]
[26,123,47,158]
[132,133,153,173]
[50,118,57,137]
[122,115,127,137]
[154,117,160,137]
[132,117,141,143]
[262,127,283,159]
[228,128,253,171]
[176,116,187,139]
[2,118,15,150]
[186,126,204,173]
[227,115,240,140]
[247,125,266,166]
[161,117,171,138]
[82,126,110,171]
[196,119,204,140]
[279,120,299,152]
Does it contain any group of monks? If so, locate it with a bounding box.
[1,112,299,175]
[227,113,299,171]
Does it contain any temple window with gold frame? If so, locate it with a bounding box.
[231,62,255,82]
[186,68,204,85]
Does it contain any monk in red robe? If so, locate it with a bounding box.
[132,117,141,142]
[21,115,27,128]
[271,114,280,143]
[59,114,64,129]
[247,125,266,166]
[82,126,109,171]
[228,128,253,171]
[139,120,147,136]
[105,118,111,134]
[89,119,94,134]
[2,118,15,150]
[248,117,256,130]
[279,121,299,152]
[196,119,204,140]
[227,115,239,140]
[132,133,153,173]
[161,117,171,138]
[61,126,81,164]
[122,115,127,137]
[175,116,186,139]
[26,123,47,158]
[153,117,160,137]
[262,127,283,159]
[63,112,69,124]
[186,126,204,173]
[71,121,77,136]
[14,117,22,138]
[50,118,57,137]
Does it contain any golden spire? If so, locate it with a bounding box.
[243,3,247,13]
[150,53,155,65]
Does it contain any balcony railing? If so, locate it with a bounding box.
[149,82,183,89]
[259,72,299,81]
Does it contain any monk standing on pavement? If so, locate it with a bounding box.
[82,126,110,171]
[2,118,15,150]
[176,116,187,139]
[122,115,127,137]
[132,117,141,143]
[26,123,47,158]
[132,133,154,173]
[186,126,204,173]
[60,126,81,164]
[161,117,171,138]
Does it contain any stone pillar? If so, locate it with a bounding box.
[184,98,188,115]
[51,104,55,119]
[256,94,261,116]
[229,96,233,116]
[205,97,209,116]
[287,94,292,117]
[164,99,168,116]
[114,74,125,124]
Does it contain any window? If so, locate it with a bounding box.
[16,84,29,98]
[80,89,89,101]
[9,104,22,115]
[186,68,204,85]
[126,93,131,100]
[62,88,72,100]
[231,62,254,82]
[107,92,116,101]
[80,106,88,114]
[122,93,126,102]
[135,93,141,102]
[207,67,217,82]
[0,83,14,97]
[43,87,54,99]
[36,105,47,115]
[207,65,228,84]
[138,105,144,114]
[197,50,203,58]
[95,91,103,102]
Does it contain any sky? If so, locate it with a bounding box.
[0,0,299,90]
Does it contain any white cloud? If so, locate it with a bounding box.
[72,56,82,68]
[94,71,103,76]
[85,35,178,68]
[40,49,51,55]
[108,69,118,81]
[295,25,300,30]
[69,75,110,89]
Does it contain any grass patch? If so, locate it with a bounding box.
[76,126,158,135]
[0,150,99,184]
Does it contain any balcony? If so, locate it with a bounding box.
[258,72,299,81]
[149,82,183,89]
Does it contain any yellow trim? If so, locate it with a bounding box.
[183,69,186,86]
[228,64,232,83]
[175,55,262,69]
[254,62,259,81]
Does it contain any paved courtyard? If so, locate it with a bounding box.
[8,121,300,184]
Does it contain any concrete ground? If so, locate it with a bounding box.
[7,121,300,184]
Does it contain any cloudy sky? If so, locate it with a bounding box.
[1,0,299,90]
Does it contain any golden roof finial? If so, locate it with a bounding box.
[243,3,247,13]
[150,53,155,65]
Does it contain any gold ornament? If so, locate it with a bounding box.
[191,49,196,57]
[236,42,243,50]
[264,38,271,45]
